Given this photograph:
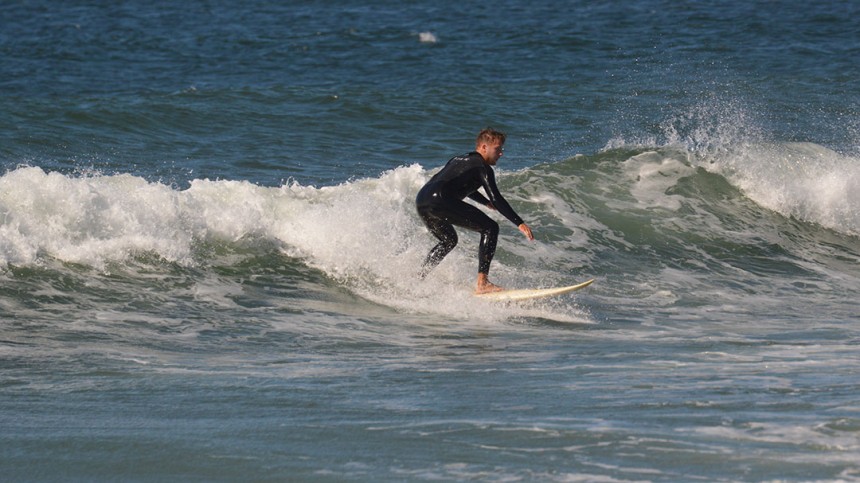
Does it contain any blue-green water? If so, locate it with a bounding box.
[2,1,860,481]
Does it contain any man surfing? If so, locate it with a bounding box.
[416,128,534,294]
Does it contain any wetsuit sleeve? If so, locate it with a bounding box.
[481,166,525,226]
[467,191,491,206]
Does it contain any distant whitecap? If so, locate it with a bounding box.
[418,31,438,43]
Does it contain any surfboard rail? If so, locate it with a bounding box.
[476,279,594,302]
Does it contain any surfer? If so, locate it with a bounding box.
[416,128,534,294]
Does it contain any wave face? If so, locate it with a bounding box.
[3,132,859,320]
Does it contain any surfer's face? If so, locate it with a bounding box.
[479,141,504,165]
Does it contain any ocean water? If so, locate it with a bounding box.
[2,0,860,481]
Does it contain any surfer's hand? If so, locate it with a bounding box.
[518,223,534,241]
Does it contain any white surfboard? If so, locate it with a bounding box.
[476,279,594,302]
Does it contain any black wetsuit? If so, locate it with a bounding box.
[416,152,524,275]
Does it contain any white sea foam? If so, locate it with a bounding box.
[0,165,592,322]
[418,31,438,43]
[0,167,190,267]
[0,165,428,271]
[607,99,860,237]
[714,142,860,236]
[693,422,860,462]
[623,150,695,211]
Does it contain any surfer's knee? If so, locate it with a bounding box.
[481,220,499,244]
[440,229,458,251]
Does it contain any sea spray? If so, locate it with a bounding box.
[712,142,860,236]
[605,97,860,237]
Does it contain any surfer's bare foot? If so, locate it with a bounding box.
[475,274,504,294]
[475,282,504,294]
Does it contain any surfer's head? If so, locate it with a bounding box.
[476,128,505,165]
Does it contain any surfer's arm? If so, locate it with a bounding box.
[467,191,492,207]
[481,167,524,226]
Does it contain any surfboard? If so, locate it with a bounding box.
[476,279,594,302]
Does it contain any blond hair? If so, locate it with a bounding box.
[475,128,506,148]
